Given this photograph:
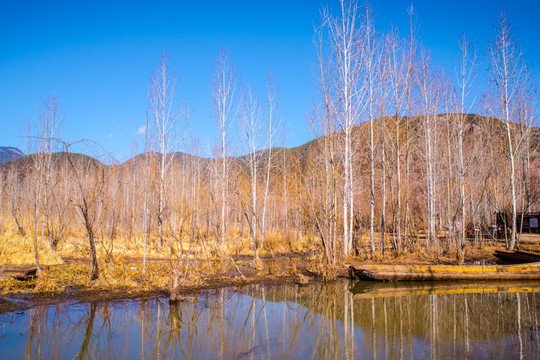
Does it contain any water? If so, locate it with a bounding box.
[1,281,539,359]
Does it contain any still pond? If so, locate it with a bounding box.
[1,280,539,359]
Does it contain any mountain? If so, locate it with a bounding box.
[2,114,538,176]
[0,147,24,165]
[1,151,104,175]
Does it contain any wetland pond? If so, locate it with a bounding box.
[1,280,539,359]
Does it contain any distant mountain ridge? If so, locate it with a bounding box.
[1,114,538,173]
[0,147,24,165]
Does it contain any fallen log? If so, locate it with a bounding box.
[0,265,39,281]
[348,263,540,282]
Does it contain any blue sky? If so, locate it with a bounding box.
[0,0,538,162]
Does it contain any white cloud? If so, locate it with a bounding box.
[137,125,147,135]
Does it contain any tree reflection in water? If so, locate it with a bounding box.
[1,281,539,359]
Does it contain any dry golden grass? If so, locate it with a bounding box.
[0,231,64,265]
[3,223,531,298]
[1,276,34,294]
[0,221,318,269]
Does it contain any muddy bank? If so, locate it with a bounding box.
[0,255,334,314]
[0,246,507,314]
[0,273,331,314]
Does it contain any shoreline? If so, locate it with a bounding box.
[0,272,330,314]
[0,245,523,314]
[0,253,329,314]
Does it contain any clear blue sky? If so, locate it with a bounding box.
[0,0,538,162]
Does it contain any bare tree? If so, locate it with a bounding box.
[515,71,536,244]
[29,96,62,275]
[313,13,340,264]
[364,5,378,256]
[64,142,106,281]
[211,49,239,249]
[39,96,63,251]
[417,50,441,250]
[261,73,280,242]
[142,117,151,276]
[403,4,418,248]
[147,52,187,250]
[455,35,478,258]
[487,14,529,249]
[385,25,409,252]
[327,0,364,257]
[376,32,390,255]
[240,85,262,255]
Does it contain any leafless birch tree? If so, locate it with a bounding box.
[363,5,378,256]
[261,73,280,242]
[327,0,364,257]
[211,49,239,249]
[385,25,409,252]
[417,50,441,249]
[313,14,340,263]
[240,85,262,255]
[147,52,188,250]
[455,35,478,258]
[487,14,529,249]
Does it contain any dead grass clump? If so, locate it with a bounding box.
[306,258,339,281]
[33,272,62,293]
